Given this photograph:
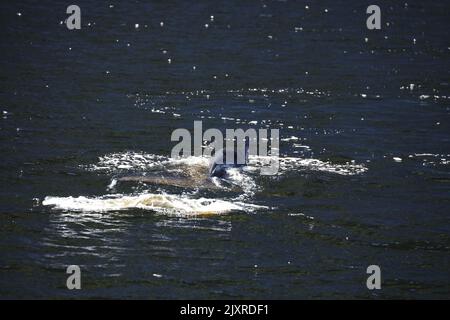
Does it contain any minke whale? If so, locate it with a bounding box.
[117,139,250,189]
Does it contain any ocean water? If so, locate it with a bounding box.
[0,0,449,299]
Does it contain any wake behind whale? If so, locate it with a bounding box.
[42,151,367,215]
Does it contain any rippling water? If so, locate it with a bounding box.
[0,0,449,299]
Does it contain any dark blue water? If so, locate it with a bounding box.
[0,0,449,299]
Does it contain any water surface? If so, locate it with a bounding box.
[0,0,449,299]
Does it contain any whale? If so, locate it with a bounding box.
[117,139,250,189]
[117,175,223,190]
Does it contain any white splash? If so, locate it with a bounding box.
[107,178,117,190]
[408,153,450,166]
[248,155,367,176]
[84,152,208,173]
[226,167,259,200]
[43,193,267,216]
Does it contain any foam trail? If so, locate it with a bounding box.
[42,193,267,216]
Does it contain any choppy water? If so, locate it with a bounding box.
[0,0,449,299]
